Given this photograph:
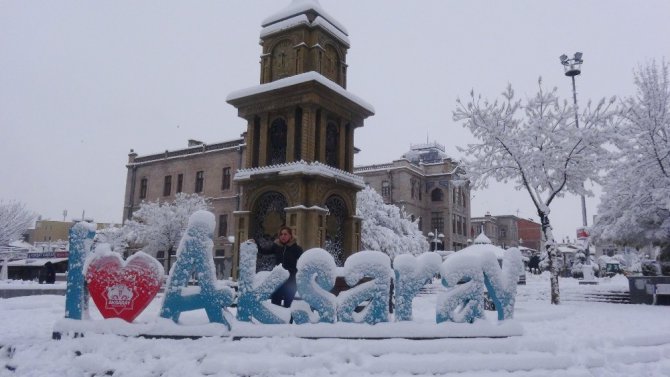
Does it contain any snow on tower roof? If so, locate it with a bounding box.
[260,14,350,47]
[226,71,375,114]
[234,160,366,189]
[262,0,348,36]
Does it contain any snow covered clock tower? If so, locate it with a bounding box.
[226,1,374,275]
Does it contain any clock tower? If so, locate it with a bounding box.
[227,0,374,274]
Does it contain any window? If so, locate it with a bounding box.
[431,212,444,234]
[431,188,443,202]
[163,175,172,196]
[195,171,204,193]
[325,121,339,168]
[139,178,148,199]
[222,167,231,190]
[177,174,183,193]
[452,214,457,234]
[382,180,391,197]
[218,214,228,237]
[268,118,287,165]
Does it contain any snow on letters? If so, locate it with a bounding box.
[159,210,235,329]
[67,211,520,336]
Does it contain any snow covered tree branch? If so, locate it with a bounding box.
[593,60,670,247]
[454,78,617,304]
[123,193,211,262]
[356,186,429,259]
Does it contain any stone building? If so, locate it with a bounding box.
[25,219,119,245]
[123,139,245,278]
[354,142,471,251]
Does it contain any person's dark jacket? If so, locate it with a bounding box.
[261,239,303,281]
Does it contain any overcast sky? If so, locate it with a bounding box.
[1,0,669,242]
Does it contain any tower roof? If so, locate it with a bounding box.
[262,0,348,36]
[402,142,449,164]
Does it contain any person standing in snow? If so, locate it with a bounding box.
[258,226,303,308]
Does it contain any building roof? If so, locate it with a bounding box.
[7,258,68,267]
[226,71,375,114]
[128,139,244,166]
[473,232,492,245]
[402,142,450,164]
[234,160,365,189]
[261,0,348,36]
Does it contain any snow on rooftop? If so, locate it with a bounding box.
[260,15,350,47]
[234,160,366,189]
[473,232,492,245]
[227,71,375,114]
[262,0,348,36]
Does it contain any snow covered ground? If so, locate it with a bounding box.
[1,273,669,377]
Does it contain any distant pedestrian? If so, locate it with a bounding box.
[44,262,56,284]
[528,255,541,275]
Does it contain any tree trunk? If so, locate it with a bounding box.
[539,211,560,304]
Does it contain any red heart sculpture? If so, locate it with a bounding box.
[85,252,165,322]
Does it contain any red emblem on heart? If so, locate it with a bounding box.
[85,252,164,322]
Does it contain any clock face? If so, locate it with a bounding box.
[272,40,294,80]
[323,45,338,81]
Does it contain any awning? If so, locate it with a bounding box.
[6,258,68,267]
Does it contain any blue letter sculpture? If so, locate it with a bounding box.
[159,211,235,329]
[436,252,486,324]
[482,247,523,320]
[236,240,291,324]
[293,248,337,324]
[337,250,392,325]
[393,252,442,321]
[65,222,96,319]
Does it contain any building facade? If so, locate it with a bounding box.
[470,213,542,252]
[123,139,245,278]
[354,142,471,251]
[25,220,119,245]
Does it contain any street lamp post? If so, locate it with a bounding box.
[427,230,445,251]
[560,52,588,228]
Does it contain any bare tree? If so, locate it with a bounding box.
[454,79,616,304]
[0,201,36,246]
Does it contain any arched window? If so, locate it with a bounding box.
[325,195,347,266]
[268,118,287,165]
[252,191,288,271]
[431,188,443,202]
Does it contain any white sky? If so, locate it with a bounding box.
[1,0,669,242]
